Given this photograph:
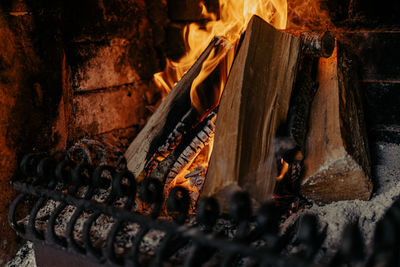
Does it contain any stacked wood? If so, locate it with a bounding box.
[124,14,369,207]
[200,15,302,204]
[300,44,373,203]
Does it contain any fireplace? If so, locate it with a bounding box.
[2,0,400,266]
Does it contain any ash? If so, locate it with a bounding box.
[281,142,400,261]
[7,142,400,266]
[5,242,36,267]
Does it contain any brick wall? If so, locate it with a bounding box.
[0,0,168,261]
[62,0,168,144]
[0,1,64,262]
[337,0,400,145]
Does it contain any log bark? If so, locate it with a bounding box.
[201,16,301,204]
[300,44,373,203]
[284,30,335,58]
[286,56,319,152]
[300,31,335,58]
[125,37,227,179]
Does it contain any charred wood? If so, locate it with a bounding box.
[125,37,229,180]
[144,107,199,175]
[167,113,215,178]
[285,56,319,152]
[150,111,216,184]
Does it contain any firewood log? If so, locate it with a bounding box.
[150,111,216,184]
[125,37,229,180]
[300,44,373,203]
[201,15,302,204]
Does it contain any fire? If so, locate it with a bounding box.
[189,40,231,116]
[276,158,289,181]
[154,0,288,101]
[153,0,288,211]
[164,140,214,213]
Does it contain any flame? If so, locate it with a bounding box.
[154,0,288,109]
[189,41,231,116]
[155,0,288,214]
[276,158,289,181]
[164,141,214,213]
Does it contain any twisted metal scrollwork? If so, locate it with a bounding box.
[9,151,400,267]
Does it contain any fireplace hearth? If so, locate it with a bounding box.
[7,142,400,266]
[2,0,400,266]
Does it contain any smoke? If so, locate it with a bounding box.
[274,136,297,160]
[287,0,334,30]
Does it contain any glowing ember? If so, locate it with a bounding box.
[164,141,213,213]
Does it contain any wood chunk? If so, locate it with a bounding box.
[300,44,373,203]
[125,38,226,178]
[300,31,335,58]
[201,16,301,204]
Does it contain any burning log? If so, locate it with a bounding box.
[143,107,199,175]
[125,37,229,180]
[201,16,302,204]
[150,111,216,184]
[166,112,215,179]
[300,44,373,203]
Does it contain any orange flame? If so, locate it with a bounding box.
[164,139,214,212]
[154,0,288,108]
[276,158,289,181]
[155,0,288,213]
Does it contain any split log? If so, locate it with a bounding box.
[300,44,373,203]
[125,37,229,180]
[201,15,302,204]
[278,32,334,155]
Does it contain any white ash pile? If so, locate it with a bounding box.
[281,142,400,263]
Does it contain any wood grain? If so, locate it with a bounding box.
[300,44,373,203]
[201,16,301,204]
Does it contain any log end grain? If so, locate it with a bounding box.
[300,153,373,203]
